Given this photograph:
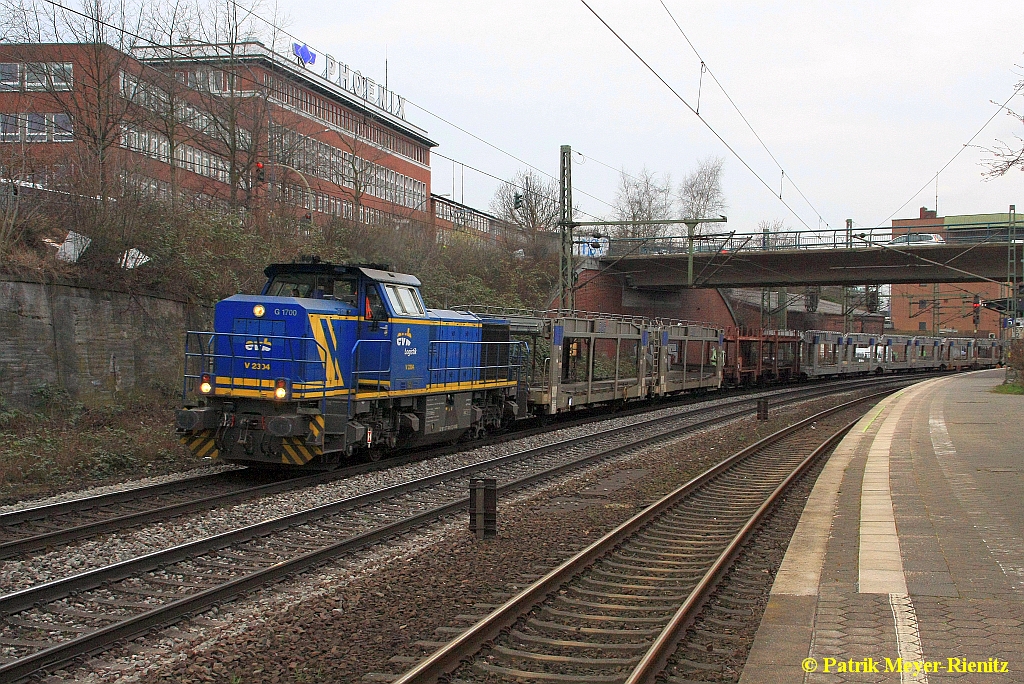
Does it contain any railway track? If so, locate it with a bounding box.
[0,378,899,681]
[389,396,869,684]
[652,468,819,683]
[0,469,320,560]
[0,374,926,562]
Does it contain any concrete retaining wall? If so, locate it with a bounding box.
[0,280,210,408]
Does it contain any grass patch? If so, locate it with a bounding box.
[0,389,199,505]
[991,383,1024,395]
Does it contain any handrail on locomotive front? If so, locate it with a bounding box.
[182,331,331,410]
[349,338,392,410]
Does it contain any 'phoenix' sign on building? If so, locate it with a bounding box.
[292,41,406,121]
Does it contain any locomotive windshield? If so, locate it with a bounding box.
[265,274,358,303]
[382,283,425,316]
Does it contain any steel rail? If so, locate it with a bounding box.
[0,471,335,559]
[0,472,238,526]
[391,395,876,684]
[623,421,853,684]
[0,374,914,560]
[0,382,782,533]
[0,385,896,682]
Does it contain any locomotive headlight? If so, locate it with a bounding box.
[199,373,213,395]
[253,304,266,318]
[273,377,290,400]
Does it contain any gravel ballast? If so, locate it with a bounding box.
[36,389,875,683]
[0,389,808,592]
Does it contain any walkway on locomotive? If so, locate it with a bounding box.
[182,264,524,405]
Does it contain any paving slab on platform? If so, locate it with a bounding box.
[741,370,1024,684]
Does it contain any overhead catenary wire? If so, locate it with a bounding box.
[658,0,831,229]
[873,79,1024,228]
[573,150,645,186]
[577,0,816,232]
[190,0,621,212]
[404,100,616,211]
[432,151,605,223]
[32,0,619,218]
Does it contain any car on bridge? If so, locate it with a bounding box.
[887,233,946,246]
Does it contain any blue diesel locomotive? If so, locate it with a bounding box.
[176,261,527,466]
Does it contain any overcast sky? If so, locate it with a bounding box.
[279,1,1024,235]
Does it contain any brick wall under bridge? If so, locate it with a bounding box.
[574,266,737,327]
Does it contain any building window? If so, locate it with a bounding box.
[2,62,73,91]
[0,113,73,142]
[25,113,46,141]
[918,299,927,310]
[51,113,73,141]
[919,322,927,331]
[24,63,48,90]
[0,63,20,90]
[50,63,73,90]
[0,113,19,141]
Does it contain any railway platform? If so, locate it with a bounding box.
[741,369,1024,683]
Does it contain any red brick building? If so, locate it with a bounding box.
[0,40,507,242]
[889,207,1014,337]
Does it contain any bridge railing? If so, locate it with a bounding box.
[602,225,1017,256]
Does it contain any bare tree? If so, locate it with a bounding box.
[326,128,392,224]
[136,0,200,209]
[490,169,559,259]
[984,78,1024,178]
[2,0,148,202]
[0,137,42,263]
[491,170,558,230]
[756,218,795,249]
[611,167,673,239]
[678,155,727,234]
[181,0,274,211]
[0,0,159,273]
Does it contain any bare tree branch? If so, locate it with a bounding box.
[983,81,1024,178]
[756,218,795,249]
[611,166,673,239]
[678,155,727,234]
[487,169,558,261]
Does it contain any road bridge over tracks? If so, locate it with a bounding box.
[594,229,1018,289]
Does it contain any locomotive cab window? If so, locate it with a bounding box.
[363,285,389,320]
[383,284,424,316]
[266,273,317,298]
[265,274,358,301]
[331,278,358,304]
